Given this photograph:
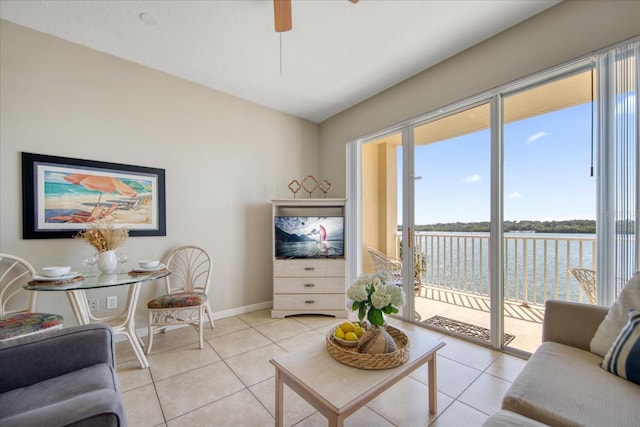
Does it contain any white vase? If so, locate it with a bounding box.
[97,250,118,274]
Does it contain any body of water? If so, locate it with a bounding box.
[413,232,621,305]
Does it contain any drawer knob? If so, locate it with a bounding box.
[304,283,315,287]
[304,267,315,271]
[304,300,315,304]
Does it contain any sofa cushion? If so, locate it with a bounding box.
[0,363,125,427]
[601,309,640,385]
[482,410,550,426]
[502,341,640,427]
[0,323,116,394]
[590,272,640,356]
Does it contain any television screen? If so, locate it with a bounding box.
[275,216,344,259]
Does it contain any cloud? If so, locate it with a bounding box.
[526,131,550,144]
[46,172,69,183]
[464,174,481,183]
[509,191,523,199]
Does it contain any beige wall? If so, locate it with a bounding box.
[319,1,640,197]
[0,20,320,325]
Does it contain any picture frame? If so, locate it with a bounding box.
[22,152,166,239]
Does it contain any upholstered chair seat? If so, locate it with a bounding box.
[0,312,64,341]
[0,253,64,341]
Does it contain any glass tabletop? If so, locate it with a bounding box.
[24,271,170,291]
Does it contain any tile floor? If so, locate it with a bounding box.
[116,309,529,426]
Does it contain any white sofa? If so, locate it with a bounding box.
[485,300,640,427]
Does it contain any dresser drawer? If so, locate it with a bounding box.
[274,259,345,277]
[274,277,345,294]
[272,293,346,310]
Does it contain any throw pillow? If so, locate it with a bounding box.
[600,309,640,385]
[590,271,640,357]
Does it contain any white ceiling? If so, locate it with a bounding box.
[0,0,561,123]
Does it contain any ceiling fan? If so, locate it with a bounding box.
[274,0,359,32]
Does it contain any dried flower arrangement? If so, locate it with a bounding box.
[75,221,129,253]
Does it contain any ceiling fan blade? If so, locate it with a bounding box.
[348,0,359,3]
[274,0,292,32]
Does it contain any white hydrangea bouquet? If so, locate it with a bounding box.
[347,271,406,327]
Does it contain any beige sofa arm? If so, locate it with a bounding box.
[542,299,608,351]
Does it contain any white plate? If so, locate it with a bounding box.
[32,272,80,281]
[131,263,166,272]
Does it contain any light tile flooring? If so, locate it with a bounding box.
[116,309,529,426]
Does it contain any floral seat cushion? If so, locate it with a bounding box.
[147,292,207,309]
[0,312,64,340]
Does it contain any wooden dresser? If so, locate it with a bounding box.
[271,198,348,318]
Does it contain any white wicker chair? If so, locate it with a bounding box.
[146,246,214,354]
[0,253,63,340]
[367,246,421,320]
[367,246,403,285]
[367,246,424,288]
[569,268,597,304]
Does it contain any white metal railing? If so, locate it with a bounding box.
[398,232,597,306]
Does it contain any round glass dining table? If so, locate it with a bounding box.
[25,271,169,369]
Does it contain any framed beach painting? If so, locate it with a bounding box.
[22,152,166,239]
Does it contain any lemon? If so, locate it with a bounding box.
[344,331,358,341]
[341,321,355,333]
[334,327,346,339]
[353,326,364,338]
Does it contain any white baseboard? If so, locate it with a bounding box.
[114,300,273,343]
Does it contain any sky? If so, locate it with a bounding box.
[402,101,598,224]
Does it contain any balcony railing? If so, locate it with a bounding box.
[397,232,597,307]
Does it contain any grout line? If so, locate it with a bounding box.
[245,379,278,423]
[119,312,518,426]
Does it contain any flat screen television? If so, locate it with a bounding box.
[274,216,344,259]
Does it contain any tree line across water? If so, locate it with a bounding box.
[414,220,598,234]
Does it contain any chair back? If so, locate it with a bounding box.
[367,246,403,282]
[0,253,37,316]
[569,268,597,304]
[164,246,212,295]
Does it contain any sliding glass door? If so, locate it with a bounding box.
[411,103,492,343]
[351,37,639,354]
[501,69,597,352]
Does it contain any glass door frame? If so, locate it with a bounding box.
[401,125,416,322]
[347,45,632,353]
[489,95,504,349]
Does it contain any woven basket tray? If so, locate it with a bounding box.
[326,325,410,370]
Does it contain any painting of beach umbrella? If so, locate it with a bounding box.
[125,180,152,194]
[64,173,138,205]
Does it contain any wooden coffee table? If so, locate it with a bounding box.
[270,322,445,427]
